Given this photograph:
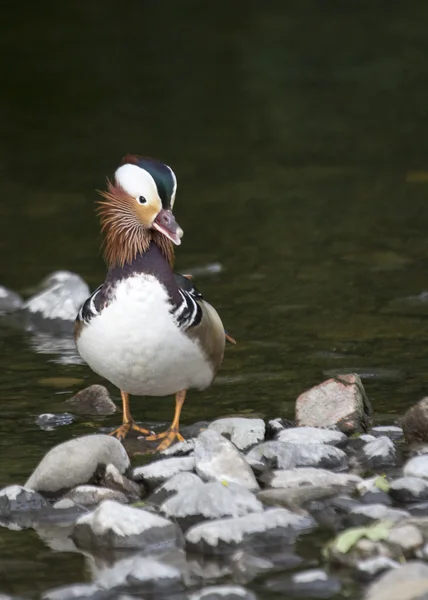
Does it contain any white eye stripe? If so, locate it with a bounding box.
[115,164,158,199]
[167,166,178,208]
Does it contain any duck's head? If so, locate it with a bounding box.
[97,154,183,267]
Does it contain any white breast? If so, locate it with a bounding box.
[76,275,214,396]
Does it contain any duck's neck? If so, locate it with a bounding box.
[103,230,175,270]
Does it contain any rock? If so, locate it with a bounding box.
[357,476,391,496]
[365,561,428,600]
[362,436,397,468]
[360,490,392,506]
[24,271,90,322]
[346,504,410,527]
[72,500,183,552]
[160,438,196,457]
[189,586,256,600]
[62,485,128,506]
[389,477,428,504]
[231,550,276,584]
[149,472,203,506]
[194,430,259,491]
[370,426,403,441]
[276,426,347,446]
[208,418,265,451]
[64,385,117,416]
[185,508,316,556]
[263,468,361,492]
[246,441,348,472]
[266,417,291,438]
[404,455,428,480]
[357,557,400,579]
[98,463,142,502]
[387,523,424,554]
[161,481,263,529]
[402,398,428,444]
[0,285,23,314]
[0,485,49,517]
[132,457,195,489]
[25,435,130,494]
[295,374,373,433]
[42,584,102,600]
[35,413,74,431]
[258,486,356,512]
[265,568,342,598]
[96,555,183,596]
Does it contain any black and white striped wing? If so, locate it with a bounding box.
[171,274,203,331]
[76,284,103,325]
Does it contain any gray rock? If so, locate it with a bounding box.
[387,524,424,554]
[208,418,265,451]
[160,438,196,457]
[402,398,428,444]
[246,441,348,472]
[362,436,397,468]
[360,490,392,506]
[258,486,356,511]
[231,550,276,584]
[26,435,130,494]
[266,568,341,598]
[347,504,410,526]
[189,586,256,600]
[404,455,428,480]
[63,485,128,506]
[0,485,49,516]
[263,468,361,492]
[186,508,316,556]
[356,557,400,579]
[42,584,102,600]
[365,561,428,600]
[99,463,143,502]
[389,477,428,503]
[132,457,195,489]
[96,554,183,596]
[357,476,391,495]
[72,499,183,552]
[194,430,259,491]
[36,413,74,431]
[295,374,373,433]
[370,426,403,441]
[161,481,263,528]
[276,426,347,446]
[64,385,117,416]
[0,285,23,314]
[149,472,203,506]
[24,271,90,321]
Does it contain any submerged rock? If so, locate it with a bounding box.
[346,504,410,527]
[35,413,75,431]
[402,398,428,444]
[25,435,130,495]
[132,456,195,490]
[72,499,183,552]
[24,270,90,322]
[64,385,117,416]
[194,430,259,491]
[208,418,265,451]
[295,374,372,433]
[276,426,346,446]
[185,508,315,556]
[189,585,256,600]
[0,285,23,314]
[265,568,342,598]
[161,481,263,529]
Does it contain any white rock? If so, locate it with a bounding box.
[266,468,361,491]
[365,561,428,600]
[189,585,256,600]
[96,554,182,590]
[404,455,428,480]
[276,427,346,446]
[132,456,195,488]
[208,418,265,450]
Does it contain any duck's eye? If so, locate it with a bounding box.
[137,196,147,205]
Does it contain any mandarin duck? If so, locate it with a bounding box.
[74,155,234,451]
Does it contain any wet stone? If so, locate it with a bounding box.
[276,426,347,447]
[265,568,342,598]
[160,437,196,457]
[365,561,428,600]
[35,413,74,431]
[387,524,424,554]
[357,556,401,580]
[64,385,117,416]
[189,585,257,600]
[132,456,195,490]
[0,285,24,314]
[246,441,348,472]
[404,455,428,480]
[369,426,403,441]
[24,270,90,322]
[362,436,397,468]
[185,508,316,556]
[346,504,410,527]
[99,463,143,502]
[0,485,49,517]
[194,430,259,491]
[258,485,356,512]
[62,485,128,506]
[407,502,428,517]
[360,490,392,506]
[389,476,428,504]
[263,468,361,492]
[72,499,183,552]
[230,550,276,585]
[149,472,203,506]
[161,481,263,529]
[42,584,102,600]
[25,434,130,495]
[295,374,373,434]
[266,417,293,438]
[208,418,265,451]
[402,398,428,444]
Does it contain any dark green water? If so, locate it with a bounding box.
[1,1,428,596]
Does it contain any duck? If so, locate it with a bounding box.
[74,154,234,451]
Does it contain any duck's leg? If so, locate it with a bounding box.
[146,390,186,451]
[109,390,152,440]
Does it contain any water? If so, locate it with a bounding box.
[1,1,428,596]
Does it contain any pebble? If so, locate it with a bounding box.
[276,426,347,446]
[295,374,373,433]
[64,385,117,416]
[25,435,130,494]
[194,430,259,491]
[72,499,183,552]
[132,456,195,489]
[208,418,265,451]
